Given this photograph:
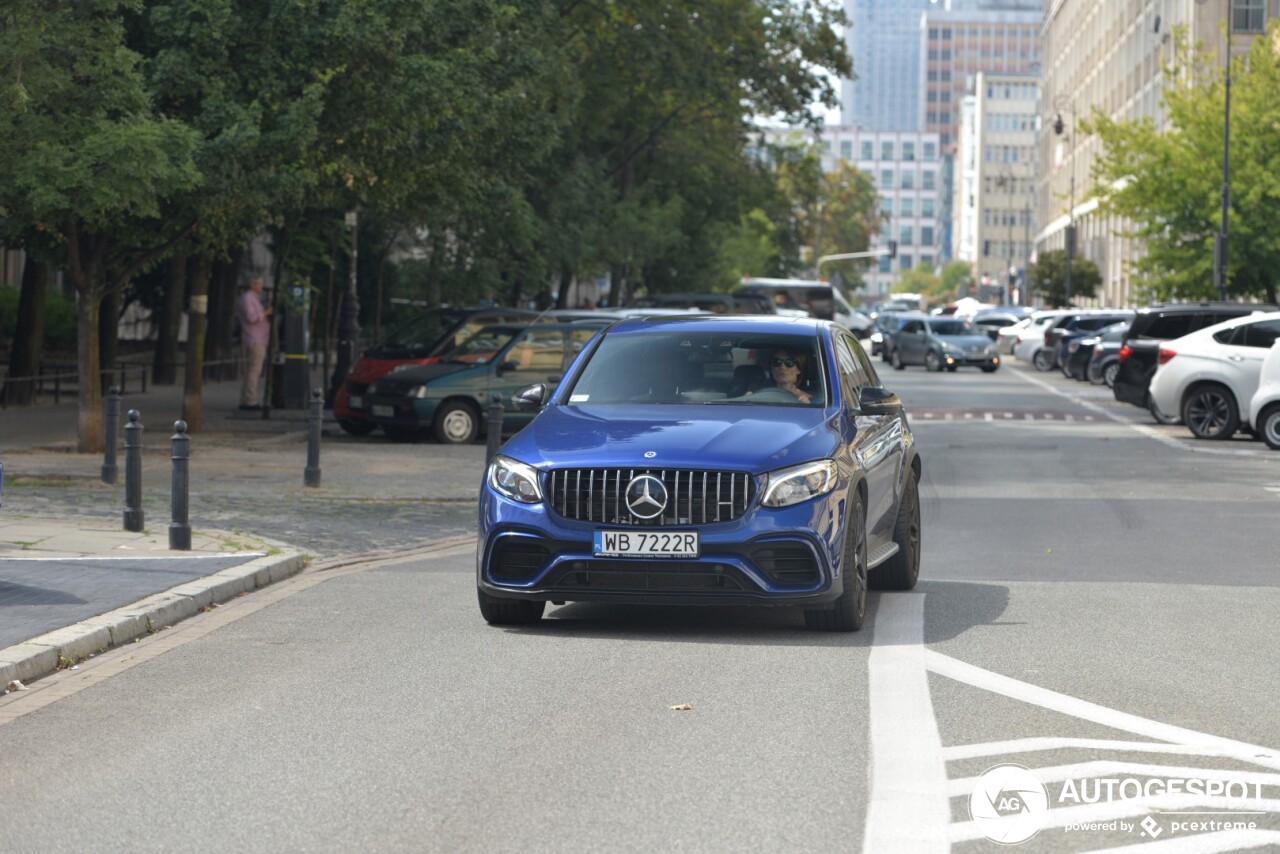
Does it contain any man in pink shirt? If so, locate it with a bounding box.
[236,277,273,409]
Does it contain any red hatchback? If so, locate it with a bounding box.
[334,307,540,435]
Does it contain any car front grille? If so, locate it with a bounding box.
[546,468,755,525]
[545,561,749,592]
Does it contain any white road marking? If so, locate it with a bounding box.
[983,412,994,422]
[1004,412,1014,419]
[924,650,1280,771]
[1078,829,1280,852]
[863,593,950,852]
[1008,369,1269,458]
[950,797,1280,844]
[942,737,1259,762]
[0,552,266,562]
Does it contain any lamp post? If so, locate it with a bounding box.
[1053,102,1076,308]
[1216,0,1232,300]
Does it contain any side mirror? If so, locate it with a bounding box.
[858,385,902,417]
[511,383,547,412]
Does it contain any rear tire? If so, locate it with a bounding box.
[338,418,378,436]
[805,493,866,632]
[871,469,920,591]
[1182,384,1239,440]
[1102,361,1120,388]
[1259,404,1280,450]
[1033,349,1055,372]
[892,350,905,370]
[477,589,545,625]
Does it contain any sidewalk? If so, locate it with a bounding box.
[0,372,484,689]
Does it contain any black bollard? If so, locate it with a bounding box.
[168,420,191,550]
[102,386,121,484]
[123,410,144,532]
[485,393,504,465]
[304,387,322,488]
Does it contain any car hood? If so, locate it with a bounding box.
[502,404,841,472]
[936,334,992,348]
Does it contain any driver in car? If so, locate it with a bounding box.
[767,346,812,403]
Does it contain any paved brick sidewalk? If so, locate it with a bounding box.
[0,373,488,688]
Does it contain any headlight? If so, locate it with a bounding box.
[761,460,837,508]
[487,455,543,503]
[411,384,430,399]
[870,331,884,344]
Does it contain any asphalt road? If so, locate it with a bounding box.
[2,359,1279,853]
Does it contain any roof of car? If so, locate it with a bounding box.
[1136,301,1279,314]
[608,313,829,335]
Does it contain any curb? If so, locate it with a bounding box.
[0,550,307,688]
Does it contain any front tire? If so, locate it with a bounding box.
[477,589,545,625]
[1259,404,1280,450]
[924,350,943,373]
[981,364,999,373]
[434,401,480,444]
[1182,384,1239,440]
[872,468,920,591]
[892,350,905,370]
[805,493,867,632]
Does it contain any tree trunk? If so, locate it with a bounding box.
[205,253,239,381]
[98,286,120,395]
[608,262,628,309]
[153,250,185,385]
[427,231,444,308]
[182,254,212,432]
[2,256,48,406]
[555,265,572,310]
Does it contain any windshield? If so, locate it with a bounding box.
[566,331,826,406]
[439,327,518,364]
[929,320,981,337]
[368,310,467,357]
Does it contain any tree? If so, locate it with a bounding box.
[0,0,200,452]
[1030,249,1100,307]
[1087,27,1280,304]
[935,260,973,304]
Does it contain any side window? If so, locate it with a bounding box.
[903,320,923,334]
[851,336,882,388]
[834,335,869,400]
[507,329,566,372]
[1145,314,1195,339]
[570,327,601,357]
[1243,319,1280,348]
[1212,326,1243,346]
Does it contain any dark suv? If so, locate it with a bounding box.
[1113,302,1279,421]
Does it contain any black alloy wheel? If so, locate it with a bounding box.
[1182,384,1240,440]
[871,469,920,591]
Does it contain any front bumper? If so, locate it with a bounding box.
[477,487,848,607]
[364,394,435,429]
[942,352,1000,369]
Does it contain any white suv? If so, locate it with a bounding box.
[1248,342,1280,450]
[1148,312,1280,440]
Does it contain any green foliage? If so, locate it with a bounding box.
[0,286,76,353]
[1086,25,1280,304]
[1029,249,1100,307]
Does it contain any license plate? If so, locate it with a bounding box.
[371,404,394,418]
[349,395,363,409]
[593,530,699,558]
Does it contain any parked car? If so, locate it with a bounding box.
[476,314,922,632]
[364,322,607,443]
[1063,321,1128,380]
[1247,342,1280,450]
[995,314,1044,355]
[970,310,1027,342]
[1114,302,1279,423]
[1147,312,1280,439]
[334,306,540,435]
[1055,313,1135,377]
[735,279,873,335]
[1012,310,1075,366]
[628,292,776,315]
[890,316,1001,372]
[869,311,912,359]
[1083,323,1131,386]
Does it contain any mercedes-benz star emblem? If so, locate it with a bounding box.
[644,451,657,458]
[625,475,668,520]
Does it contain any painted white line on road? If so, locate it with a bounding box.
[1003,412,1013,419]
[964,412,974,420]
[948,761,1280,797]
[949,796,1280,843]
[983,412,994,422]
[945,412,954,421]
[942,737,1256,763]
[1077,829,1280,853]
[1008,369,1266,458]
[863,594,950,853]
[1025,413,1035,421]
[0,552,267,562]
[924,650,1280,771]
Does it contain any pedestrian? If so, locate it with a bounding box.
[235,277,273,410]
